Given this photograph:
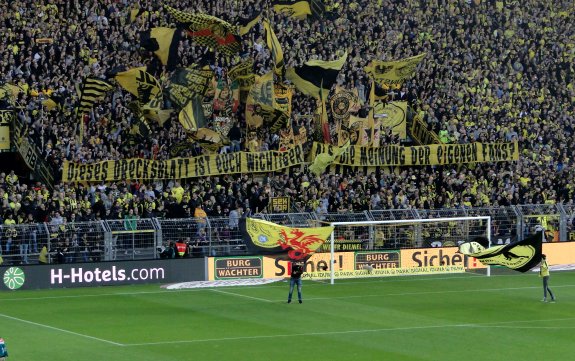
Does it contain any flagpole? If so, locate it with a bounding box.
[368,79,375,146]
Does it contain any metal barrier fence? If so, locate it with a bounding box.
[1,204,572,266]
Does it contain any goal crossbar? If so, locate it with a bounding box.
[328,216,491,284]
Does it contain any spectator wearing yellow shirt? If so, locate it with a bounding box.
[5,170,18,188]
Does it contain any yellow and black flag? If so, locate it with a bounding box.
[237,11,261,36]
[273,83,293,117]
[179,97,207,132]
[246,72,288,132]
[374,101,408,141]
[76,77,113,143]
[263,19,285,79]
[131,116,152,139]
[42,93,65,112]
[459,231,543,272]
[272,1,312,19]
[190,127,227,152]
[170,66,214,98]
[365,53,426,90]
[140,27,181,71]
[114,67,162,105]
[0,83,22,107]
[240,217,334,261]
[286,52,347,100]
[128,7,148,23]
[309,140,350,176]
[229,59,255,102]
[309,0,326,19]
[77,77,114,115]
[164,5,241,55]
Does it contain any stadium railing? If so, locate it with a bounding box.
[0,204,571,266]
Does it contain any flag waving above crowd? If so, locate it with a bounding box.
[140,27,181,70]
[286,52,348,100]
[240,218,334,260]
[365,53,427,90]
[164,5,241,55]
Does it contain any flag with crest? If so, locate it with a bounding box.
[240,217,333,260]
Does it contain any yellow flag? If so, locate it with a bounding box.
[309,141,350,176]
[263,18,285,78]
[241,217,333,260]
[115,67,162,105]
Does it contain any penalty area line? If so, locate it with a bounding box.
[123,317,575,346]
[210,288,273,302]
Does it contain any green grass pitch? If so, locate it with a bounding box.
[1,271,573,361]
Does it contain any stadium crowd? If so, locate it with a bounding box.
[0,0,574,235]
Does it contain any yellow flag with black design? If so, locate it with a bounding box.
[272,1,312,19]
[115,67,162,105]
[238,12,261,36]
[286,52,347,100]
[179,98,206,132]
[309,140,350,176]
[365,53,427,90]
[374,101,408,140]
[140,27,181,70]
[263,18,285,79]
[240,217,334,260]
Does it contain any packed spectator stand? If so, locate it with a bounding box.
[0,0,574,265]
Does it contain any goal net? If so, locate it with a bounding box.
[314,216,491,284]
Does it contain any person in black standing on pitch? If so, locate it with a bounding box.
[287,260,305,304]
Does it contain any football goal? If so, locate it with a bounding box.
[325,216,491,284]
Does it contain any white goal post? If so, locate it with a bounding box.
[327,216,491,284]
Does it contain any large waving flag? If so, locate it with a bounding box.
[179,97,207,132]
[165,5,240,55]
[240,218,334,260]
[374,101,408,141]
[365,53,426,90]
[458,231,543,272]
[272,1,312,19]
[140,27,181,70]
[170,66,214,98]
[263,19,285,79]
[286,52,347,100]
[77,77,114,115]
[237,11,261,36]
[229,59,255,101]
[309,141,350,176]
[114,67,162,105]
[245,72,289,132]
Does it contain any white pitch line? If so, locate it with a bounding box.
[0,313,124,346]
[123,317,575,346]
[461,326,575,330]
[297,283,575,302]
[210,288,272,302]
